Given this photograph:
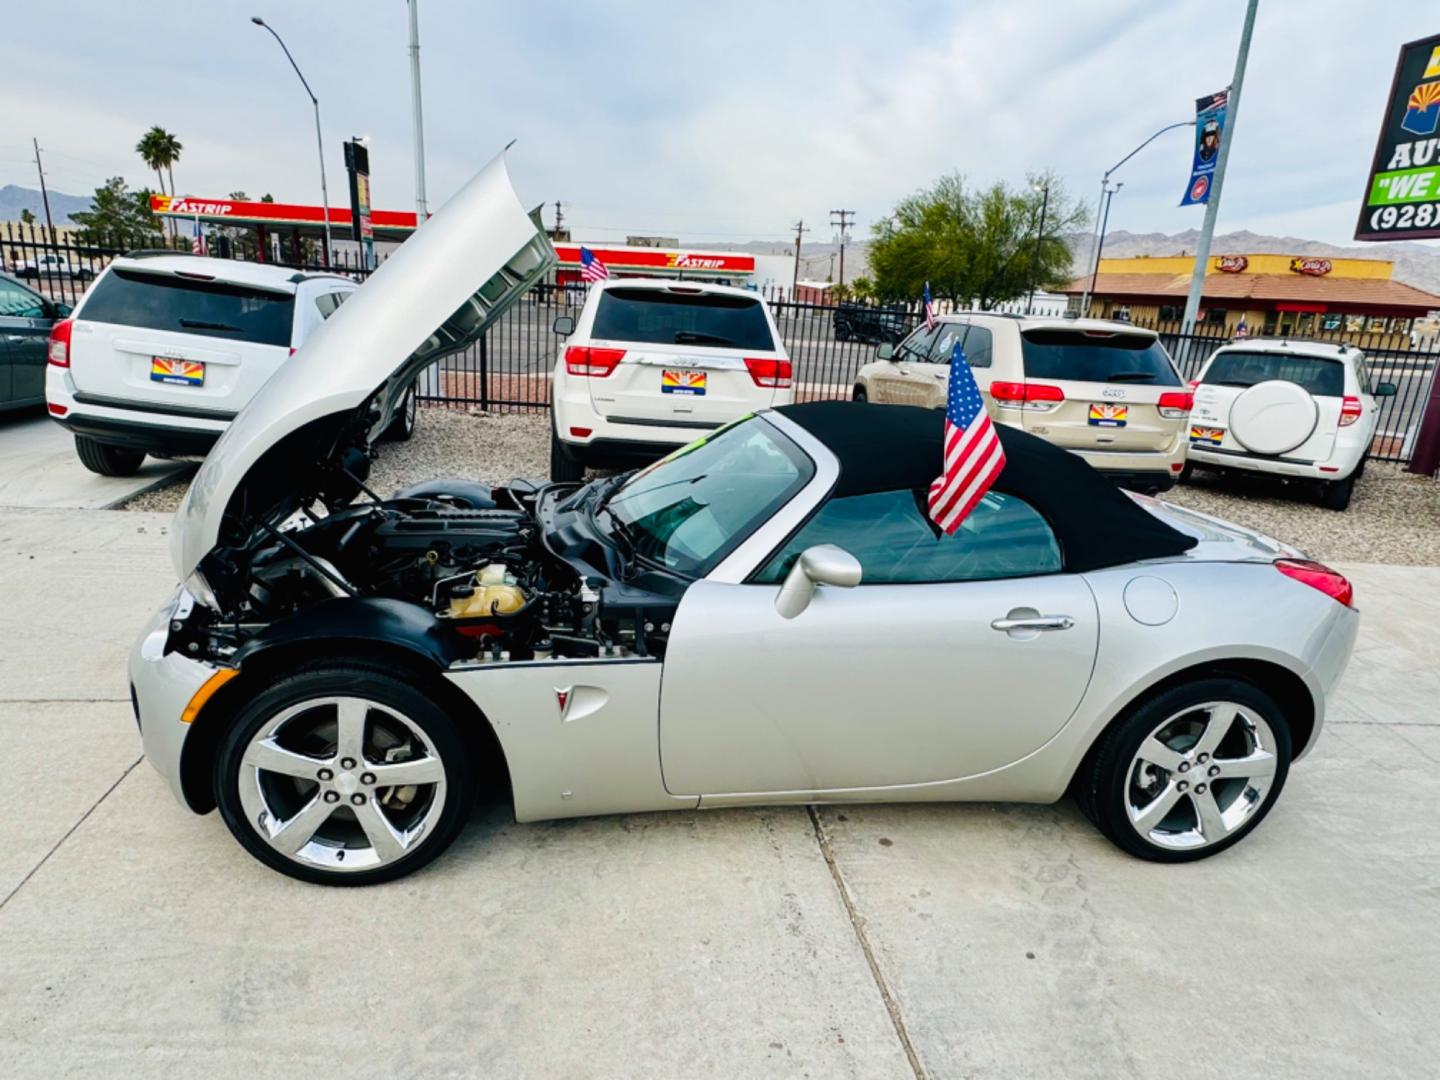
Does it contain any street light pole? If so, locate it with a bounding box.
[252,16,333,267]
[1086,181,1123,315]
[1180,0,1259,331]
[1027,180,1050,315]
[407,0,429,222]
[1079,119,1195,316]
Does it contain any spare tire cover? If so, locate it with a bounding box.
[1229,379,1318,455]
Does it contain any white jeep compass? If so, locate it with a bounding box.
[548,279,793,480]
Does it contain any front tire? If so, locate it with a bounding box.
[1077,677,1291,862]
[74,434,144,476]
[214,664,475,885]
[384,384,418,441]
[1319,471,1355,511]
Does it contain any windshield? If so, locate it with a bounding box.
[591,287,776,350]
[79,268,296,346]
[600,417,814,577]
[1203,350,1344,397]
[1021,329,1181,386]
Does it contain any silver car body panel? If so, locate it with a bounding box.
[129,590,215,806]
[172,151,554,582]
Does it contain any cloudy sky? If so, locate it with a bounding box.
[4,0,1437,248]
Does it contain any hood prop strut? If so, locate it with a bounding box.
[254,518,358,597]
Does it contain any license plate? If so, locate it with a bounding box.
[1088,403,1127,427]
[661,369,706,396]
[151,357,205,386]
[1190,425,1224,446]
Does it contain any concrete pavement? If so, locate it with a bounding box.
[0,508,1436,1078]
[0,412,186,510]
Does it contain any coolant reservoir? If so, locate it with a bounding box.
[449,563,526,619]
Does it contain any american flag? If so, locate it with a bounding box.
[1234,315,1248,339]
[191,215,206,256]
[579,246,610,282]
[927,340,1006,534]
[923,281,936,330]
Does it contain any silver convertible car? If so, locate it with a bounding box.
[131,156,1359,885]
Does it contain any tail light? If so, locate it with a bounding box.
[1275,559,1353,608]
[1187,378,1200,390]
[989,381,1064,409]
[1157,391,1194,419]
[47,402,68,417]
[47,318,73,367]
[1338,396,1363,426]
[744,357,792,388]
[565,346,625,377]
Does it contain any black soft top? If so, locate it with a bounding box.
[773,401,1196,573]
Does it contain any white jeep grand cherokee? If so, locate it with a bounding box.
[548,279,793,480]
[1185,339,1396,510]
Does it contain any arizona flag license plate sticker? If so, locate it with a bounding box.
[151,357,205,386]
[1087,403,1128,427]
[661,369,706,396]
[1190,425,1224,446]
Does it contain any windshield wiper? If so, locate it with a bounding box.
[674,330,733,346]
[1105,371,1158,382]
[179,318,241,332]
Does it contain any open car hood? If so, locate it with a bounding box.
[171,151,555,584]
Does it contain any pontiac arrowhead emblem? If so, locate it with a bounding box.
[555,687,571,719]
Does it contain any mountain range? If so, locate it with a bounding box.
[0,184,94,227]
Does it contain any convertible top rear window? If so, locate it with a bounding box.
[592,288,775,351]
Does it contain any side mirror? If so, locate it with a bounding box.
[876,342,895,361]
[552,315,575,336]
[1374,382,1397,397]
[775,544,862,619]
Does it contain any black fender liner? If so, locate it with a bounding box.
[232,596,472,669]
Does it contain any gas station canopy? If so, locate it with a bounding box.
[149,194,418,242]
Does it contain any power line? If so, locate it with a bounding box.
[830,208,855,287]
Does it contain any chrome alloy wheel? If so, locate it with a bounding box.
[236,696,447,872]
[1124,701,1278,851]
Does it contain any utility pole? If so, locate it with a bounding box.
[553,201,565,238]
[32,138,54,240]
[790,218,808,299]
[830,208,855,288]
[1086,182,1123,316]
[1181,0,1258,330]
[407,0,429,221]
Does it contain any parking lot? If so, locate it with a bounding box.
[0,407,1437,1078]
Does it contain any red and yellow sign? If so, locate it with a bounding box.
[150,194,418,232]
[552,244,754,276]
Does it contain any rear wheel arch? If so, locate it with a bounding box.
[179,641,511,815]
[1069,657,1317,793]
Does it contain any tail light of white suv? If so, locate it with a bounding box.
[1338,396,1364,426]
[47,318,73,368]
[744,357,792,389]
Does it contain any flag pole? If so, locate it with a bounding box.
[1180,0,1259,331]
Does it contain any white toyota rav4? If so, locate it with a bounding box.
[548,279,793,480]
[1186,339,1395,510]
[43,255,400,476]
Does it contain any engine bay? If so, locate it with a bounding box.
[186,478,684,666]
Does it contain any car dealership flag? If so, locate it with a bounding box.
[927,341,1006,534]
[190,214,206,255]
[923,282,936,330]
[579,245,610,282]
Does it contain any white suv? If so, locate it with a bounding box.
[1186,339,1395,510]
[548,279,793,480]
[44,255,380,476]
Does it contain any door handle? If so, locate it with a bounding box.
[990,615,1075,632]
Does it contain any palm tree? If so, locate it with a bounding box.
[136,126,182,240]
[157,129,183,198]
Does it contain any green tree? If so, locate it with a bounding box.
[19,208,36,225]
[71,177,162,245]
[868,172,1085,309]
[847,275,875,301]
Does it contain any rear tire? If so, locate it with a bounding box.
[74,435,144,477]
[1319,472,1355,511]
[214,663,476,886]
[550,428,585,483]
[1179,462,1195,483]
[853,386,868,403]
[1077,677,1291,863]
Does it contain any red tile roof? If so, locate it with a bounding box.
[1059,272,1440,312]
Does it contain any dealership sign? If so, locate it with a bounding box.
[1356,33,1440,240]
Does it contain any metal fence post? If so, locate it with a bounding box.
[479,334,490,411]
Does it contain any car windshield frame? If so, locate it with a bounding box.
[594,416,815,579]
[1020,329,1182,386]
[590,286,777,351]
